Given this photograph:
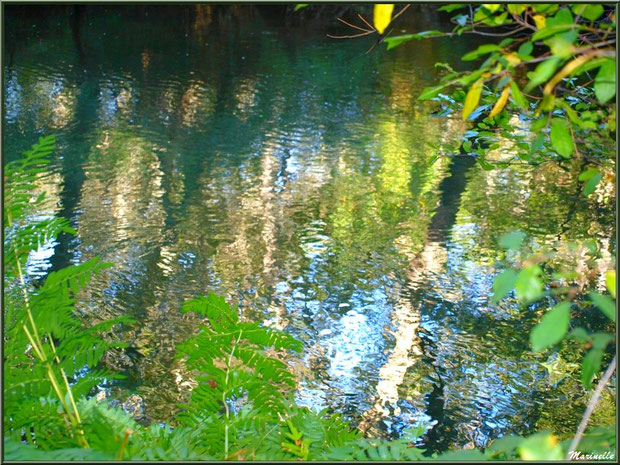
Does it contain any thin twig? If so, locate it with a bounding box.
[337,17,372,33]
[463,26,528,37]
[566,356,616,459]
[222,330,243,460]
[327,31,375,39]
[391,4,411,23]
[511,12,537,31]
[357,13,375,32]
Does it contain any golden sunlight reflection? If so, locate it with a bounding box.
[180,81,216,127]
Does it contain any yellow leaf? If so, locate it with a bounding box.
[482,4,501,13]
[505,53,521,66]
[507,4,525,15]
[373,4,394,35]
[606,270,616,299]
[462,79,484,121]
[489,84,510,118]
[548,434,558,447]
[533,14,546,29]
[543,53,595,96]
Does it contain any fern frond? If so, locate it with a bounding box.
[3,439,114,461]
[3,135,56,226]
[3,137,134,455]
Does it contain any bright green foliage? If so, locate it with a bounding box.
[605,270,616,298]
[492,268,518,303]
[422,0,617,398]
[324,433,426,461]
[174,293,303,457]
[3,438,115,461]
[3,137,131,450]
[488,233,615,391]
[517,431,564,460]
[3,136,75,275]
[565,424,616,455]
[549,118,573,158]
[246,403,362,460]
[580,168,604,196]
[514,265,544,303]
[485,434,524,459]
[170,294,378,460]
[582,347,605,389]
[498,230,526,250]
[4,135,55,223]
[530,302,571,352]
[390,3,615,198]
[594,59,616,103]
[589,291,616,322]
[4,397,215,461]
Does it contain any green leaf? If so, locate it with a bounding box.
[594,59,616,104]
[507,4,525,15]
[385,31,443,50]
[532,24,578,41]
[539,93,555,112]
[462,44,501,61]
[462,79,484,120]
[438,4,466,13]
[591,332,614,350]
[499,230,526,250]
[533,4,560,15]
[492,269,518,303]
[294,4,308,11]
[581,348,604,388]
[548,30,578,58]
[550,118,573,158]
[568,327,590,343]
[530,302,571,352]
[580,168,602,183]
[530,133,545,155]
[583,172,602,196]
[589,291,616,322]
[579,168,598,182]
[530,115,549,132]
[572,4,604,21]
[418,83,450,100]
[517,432,564,460]
[548,7,573,25]
[488,435,524,454]
[525,57,561,91]
[477,158,495,170]
[515,265,544,303]
[459,69,486,86]
[517,41,533,57]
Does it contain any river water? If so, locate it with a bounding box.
[4,5,615,453]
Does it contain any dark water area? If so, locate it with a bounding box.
[3,4,615,453]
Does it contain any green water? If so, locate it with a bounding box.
[4,5,615,452]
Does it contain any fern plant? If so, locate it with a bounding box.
[3,136,131,451]
[175,293,305,459]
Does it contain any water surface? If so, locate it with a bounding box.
[4,5,615,452]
